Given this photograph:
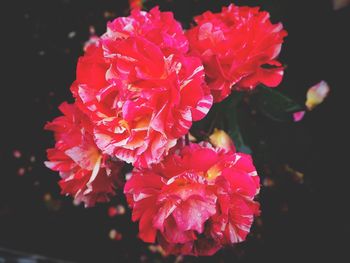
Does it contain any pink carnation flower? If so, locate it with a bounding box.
[71,8,212,168]
[45,102,123,207]
[186,4,287,102]
[124,142,260,256]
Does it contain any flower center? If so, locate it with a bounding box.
[206,164,222,181]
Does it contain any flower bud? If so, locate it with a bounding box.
[209,128,235,151]
[306,81,330,110]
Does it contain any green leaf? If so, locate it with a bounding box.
[227,106,252,154]
[254,85,304,122]
[191,92,252,154]
[224,93,252,154]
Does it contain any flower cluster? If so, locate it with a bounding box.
[45,4,286,255]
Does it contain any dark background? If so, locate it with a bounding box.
[1,0,349,262]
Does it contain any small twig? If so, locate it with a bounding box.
[185,133,190,145]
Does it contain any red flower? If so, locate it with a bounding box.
[124,142,260,256]
[186,4,288,102]
[71,8,212,168]
[105,7,188,55]
[45,102,123,207]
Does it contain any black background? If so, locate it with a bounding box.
[1,0,349,262]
